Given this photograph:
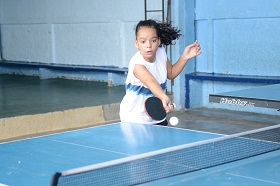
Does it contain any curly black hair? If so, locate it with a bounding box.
[135,19,181,46]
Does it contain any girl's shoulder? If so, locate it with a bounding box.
[130,51,146,65]
[157,46,167,57]
[157,46,166,52]
[156,46,167,63]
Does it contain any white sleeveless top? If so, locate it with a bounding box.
[120,47,167,124]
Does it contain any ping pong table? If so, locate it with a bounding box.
[209,83,280,110]
[1,122,279,186]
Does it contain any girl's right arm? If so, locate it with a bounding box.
[134,64,173,112]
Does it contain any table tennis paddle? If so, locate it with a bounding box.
[145,97,175,121]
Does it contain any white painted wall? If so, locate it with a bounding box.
[0,0,156,68]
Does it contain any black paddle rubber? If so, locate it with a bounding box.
[145,97,166,121]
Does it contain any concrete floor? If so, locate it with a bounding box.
[0,74,125,118]
[1,74,280,138]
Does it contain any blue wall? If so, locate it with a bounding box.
[185,0,280,114]
[171,0,194,109]
[196,0,280,76]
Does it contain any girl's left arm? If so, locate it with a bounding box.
[167,40,201,80]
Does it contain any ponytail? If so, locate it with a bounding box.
[135,19,181,46]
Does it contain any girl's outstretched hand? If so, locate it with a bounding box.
[182,40,201,61]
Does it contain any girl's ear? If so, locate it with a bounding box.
[158,37,161,46]
[134,39,139,49]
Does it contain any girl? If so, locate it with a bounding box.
[120,19,201,126]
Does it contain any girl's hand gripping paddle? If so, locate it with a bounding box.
[145,97,175,121]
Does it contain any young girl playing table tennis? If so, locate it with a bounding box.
[120,19,201,126]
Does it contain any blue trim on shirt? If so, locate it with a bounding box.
[126,81,167,96]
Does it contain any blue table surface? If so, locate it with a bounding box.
[1,122,279,186]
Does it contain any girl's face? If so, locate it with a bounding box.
[134,27,161,63]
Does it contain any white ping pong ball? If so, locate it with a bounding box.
[169,116,179,126]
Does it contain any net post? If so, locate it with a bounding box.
[50,172,61,186]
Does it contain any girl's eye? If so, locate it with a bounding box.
[153,40,157,43]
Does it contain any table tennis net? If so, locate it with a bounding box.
[51,124,280,186]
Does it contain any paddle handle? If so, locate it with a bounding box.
[171,103,176,109]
